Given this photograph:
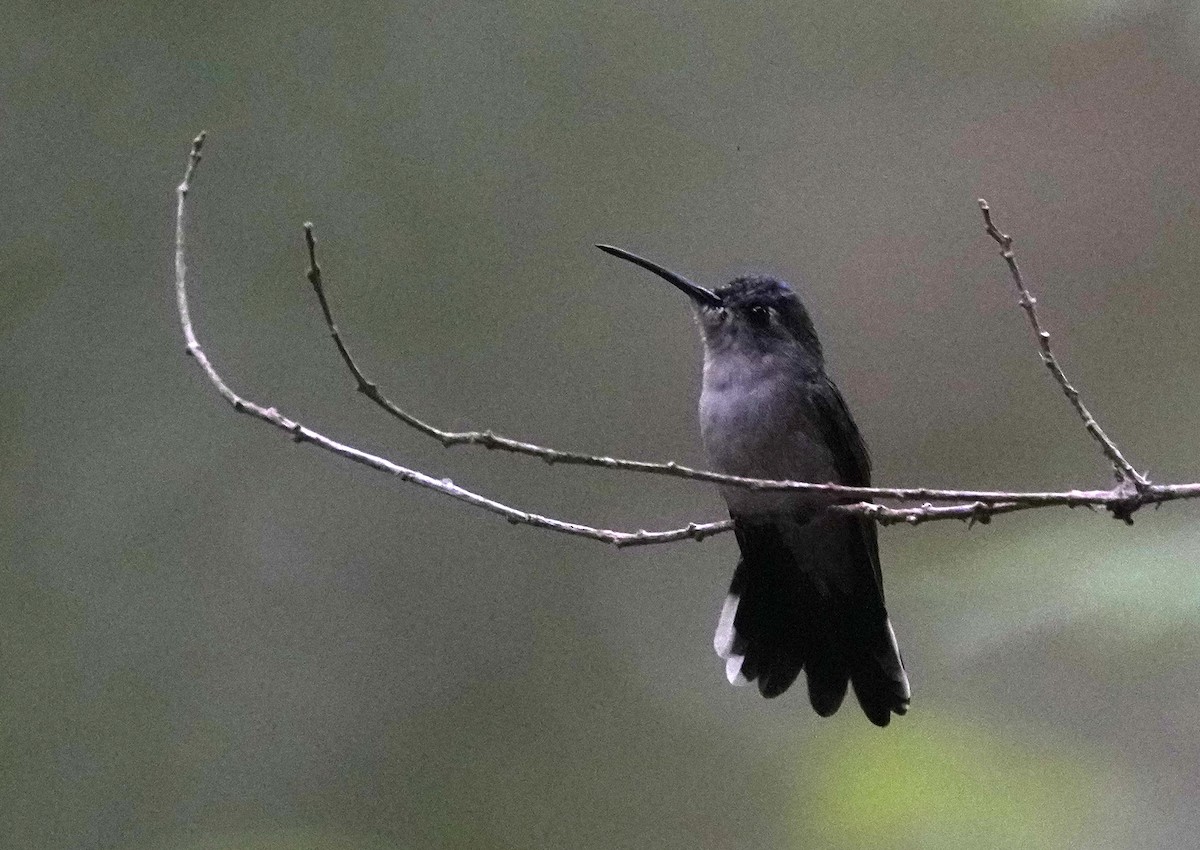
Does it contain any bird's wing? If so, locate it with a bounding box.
[804,375,871,486]
[804,375,884,597]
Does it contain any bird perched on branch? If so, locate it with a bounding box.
[599,244,910,727]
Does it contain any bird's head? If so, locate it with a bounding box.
[597,244,824,366]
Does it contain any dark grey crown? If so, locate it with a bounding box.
[715,276,823,360]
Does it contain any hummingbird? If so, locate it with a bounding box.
[598,244,910,726]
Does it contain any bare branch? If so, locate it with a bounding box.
[175,135,746,547]
[304,223,450,440]
[850,500,1026,527]
[978,199,1149,493]
[177,135,1200,539]
[300,220,1193,522]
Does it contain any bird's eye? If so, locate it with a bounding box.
[746,305,771,326]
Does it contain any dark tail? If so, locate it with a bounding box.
[713,513,910,727]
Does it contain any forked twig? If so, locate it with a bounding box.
[177,134,1200,539]
[299,224,1172,517]
[176,133,733,547]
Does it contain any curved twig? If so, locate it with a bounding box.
[177,133,1200,540]
[300,217,1192,523]
[978,199,1148,494]
[175,134,736,547]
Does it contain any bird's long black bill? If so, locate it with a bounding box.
[596,244,723,308]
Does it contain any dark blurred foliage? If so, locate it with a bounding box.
[5,1,1200,847]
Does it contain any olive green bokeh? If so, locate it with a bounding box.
[6,0,1200,847]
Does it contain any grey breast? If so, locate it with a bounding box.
[698,353,837,516]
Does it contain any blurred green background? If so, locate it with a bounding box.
[6,0,1200,847]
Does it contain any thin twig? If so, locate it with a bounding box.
[300,220,1187,520]
[304,223,448,439]
[175,135,736,547]
[978,199,1149,500]
[855,500,1025,527]
[178,134,1200,537]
